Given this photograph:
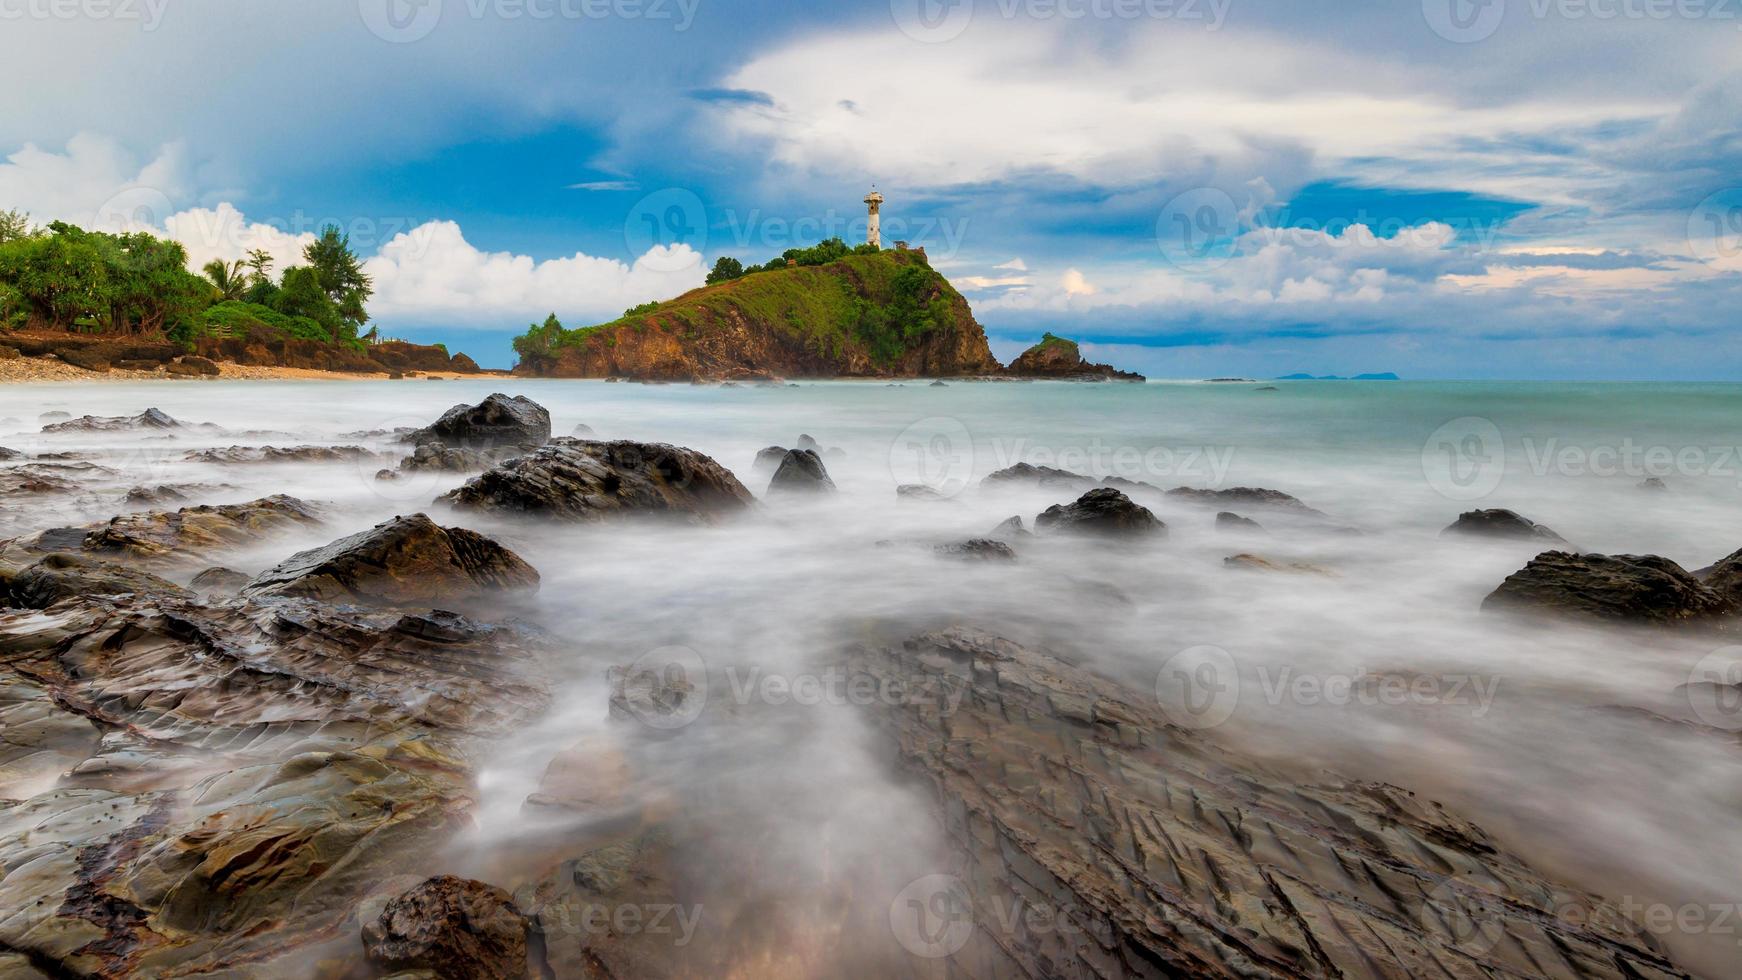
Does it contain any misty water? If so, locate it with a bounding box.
[7,378,1742,974]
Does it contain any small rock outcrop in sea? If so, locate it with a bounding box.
[1696,547,1742,604]
[362,875,530,980]
[1035,487,1165,537]
[7,552,192,608]
[980,462,1095,491]
[410,393,551,450]
[896,483,950,502]
[1442,508,1566,542]
[1005,332,1145,381]
[242,513,540,605]
[1224,552,1334,575]
[934,538,1016,561]
[1217,511,1264,533]
[183,445,380,464]
[1166,485,1326,516]
[41,407,181,433]
[750,445,788,479]
[766,448,836,495]
[1483,550,1734,624]
[81,495,323,567]
[1639,477,1668,491]
[440,439,754,523]
[989,515,1031,539]
[0,447,21,460]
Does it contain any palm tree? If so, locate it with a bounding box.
[202,258,249,302]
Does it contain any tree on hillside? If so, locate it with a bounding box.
[202,259,250,302]
[303,226,372,339]
[273,266,342,340]
[512,313,565,372]
[0,210,34,245]
[105,232,209,335]
[705,256,743,284]
[244,248,274,285]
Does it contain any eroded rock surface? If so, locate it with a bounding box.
[409,394,550,451]
[1443,508,1566,542]
[362,875,530,980]
[74,495,323,568]
[1484,551,1733,624]
[846,628,1689,979]
[440,440,754,524]
[183,445,380,464]
[242,513,539,606]
[40,408,181,433]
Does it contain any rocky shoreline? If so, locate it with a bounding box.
[0,393,1726,977]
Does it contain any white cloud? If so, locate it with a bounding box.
[0,133,191,230]
[364,220,705,327]
[162,203,316,278]
[993,258,1027,271]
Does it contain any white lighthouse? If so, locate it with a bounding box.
[864,187,884,249]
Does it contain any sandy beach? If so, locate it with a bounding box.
[0,353,480,383]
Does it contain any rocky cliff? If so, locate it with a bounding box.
[511,249,1001,381]
[1007,332,1145,381]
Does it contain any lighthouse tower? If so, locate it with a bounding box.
[864,187,884,249]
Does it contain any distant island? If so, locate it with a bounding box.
[1276,372,1401,381]
[510,238,1145,382]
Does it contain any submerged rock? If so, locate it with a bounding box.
[1035,487,1165,538]
[41,407,181,433]
[1224,552,1334,575]
[362,875,530,980]
[988,515,1031,539]
[1639,477,1668,491]
[1442,508,1565,542]
[895,483,950,502]
[766,448,836,495]
[933,538,1016,562]
[183,445,380,464]
[980,462,1095,491]
[440,440,754,523]
[1216,511,1264,533]
[242,513,539,606]
[1166,485,1325,516]
[1483,550,1733,624]
[750,445,788,479]
[409,393,551,451]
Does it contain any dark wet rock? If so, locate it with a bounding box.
[989,515,1031,539]
[750,446,788,479]
[1442,508,1565,542]
[6,553,191,608]
[1697,547,1742,605]
[0,595,548,975]
[896,483,951,502]
[440,440,753,524]
[1166,485,1325,516]
[41,407,180,433]
[123,484,195,507]
[0,468,78,497]
[1035,487,1165,538]
[845,627,1689,979]
[1254,385,1279,391]
[398,442,515,474]
[410,393,551,451]
[933,538,1016,562]
[929,379,948,386]
[362,875,529,980]
[0,447,21,460]
[1224,552,1334,575]
[980,462,1095,491]
[242,514,539,606]
[766,448,836,495]
[1640,477,1668,491]
[165,355,220,377]
[1484,551,1733,624]
[795,434,820,452]
[79,495,323,567]
[189,566,251,595]
[1217,511,1264,533]
[183,445,381,464]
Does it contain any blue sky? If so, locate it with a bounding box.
[1,0,1739,377]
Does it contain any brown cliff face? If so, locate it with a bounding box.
[513,250,1001,381]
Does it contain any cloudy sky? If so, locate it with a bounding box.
[2,0,1738,376]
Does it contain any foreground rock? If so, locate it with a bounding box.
[243,513,539,605]
[845,627,1687,978]
[1484,550,1734,624]
[1442,508,1566,542]
[440,439,754,523]
[765,448,836,495]
[79,495,322,567]
[410,393,551,451]
[1035,487,1165,537]
[1005,332,1145,381]
[40,407,181,433]
[0,594,548,976]
[5,553,191,608]
[362,875,529,980]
